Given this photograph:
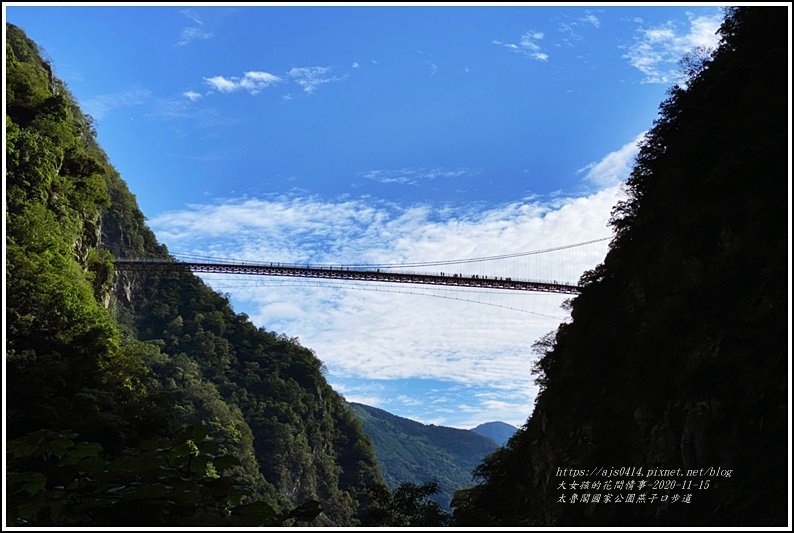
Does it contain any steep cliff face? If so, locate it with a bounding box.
[453,8,788,526]
[6,23,384,526]
[99,170,385,525]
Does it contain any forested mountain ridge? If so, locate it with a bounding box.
[349,403,498,509]
[453,7,788,526]
[470,422,517,446]
[6,23,386,526]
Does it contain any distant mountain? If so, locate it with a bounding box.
[470,422,518,446]
[349,403,498,509]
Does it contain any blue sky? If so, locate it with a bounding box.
[6,4,725,428]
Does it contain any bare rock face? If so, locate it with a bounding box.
[74,217,100,266]
[99,206,139,307]
[113,270,135,307]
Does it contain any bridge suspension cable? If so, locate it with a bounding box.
[108,236,612,295]
[195,278,568,320]
[114,260,583,294]
[335,237,611,269]
[102,236,609,269]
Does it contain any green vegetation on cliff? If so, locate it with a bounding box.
[452,7,788,526]
[6,23,385,526]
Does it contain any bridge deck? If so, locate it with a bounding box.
[114,260,581,294]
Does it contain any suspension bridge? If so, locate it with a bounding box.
[111,237,611,296]
[114,260,580,294]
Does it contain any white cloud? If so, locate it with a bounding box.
[259,301,303,320]
[482,399,518,411]
[581,13,600,28]
[84,86,152,120]
[558,10,601,47]
[146,98,239,129]
[352,61,360,69]
[179,27,213,46]
[578,131,647,187]
[204,75,238,93]
[177,10,213,46]
[150,185,623,424]
[329,382,385,407]
[493,30,549,62]
[396,394,423,406]
[146,137,647,426]
[450,395,535,427]
[289,66,346,94]
[414,49,440,77]
[342,394,385,407]
[180,9,203,26]
[453,395,533,429]
[624,11,723,84]
[239,71,282,94]
[363,167,474,186]
[182,90,202,102]
[203,71,281,95]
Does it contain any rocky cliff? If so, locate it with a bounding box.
[6,22,385,526]
[452,7,788,526]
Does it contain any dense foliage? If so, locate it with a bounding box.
[359,481,451,527]
[6,23,385,526]
[349,402,498,510]
[452,7,788,526]
[7,424,320,526]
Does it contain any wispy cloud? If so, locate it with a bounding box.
[177,10,213,46]
[182,90,202,102]
[203,71,281,95]
[239,71,282,93]
[413,49,439,77]
[148,136,640,427]
[363,167,475,186]
[558,10,601,47]
[149,188,622,417]
[328,381,386,408]
[332,377,532,427]
[83,86,152,120]
[396,394,424,407]
[180,9,202,26]
[578,131,647,187]
[352,61,360,69]
[493,30,549,62]
[623,10,722,84]
[179,27,213,46]
[204,76,238,93]
[147,98,239,130]
[289,66,346,94]
[344,394,385,407]
[195,65,349,99]
[580,13,600,28]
